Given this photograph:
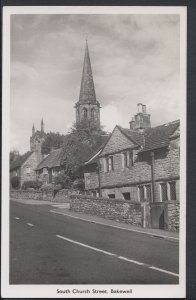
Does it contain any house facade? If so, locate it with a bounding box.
[10,151,38,187]
[84,104,180,203]
[36,148,64,184]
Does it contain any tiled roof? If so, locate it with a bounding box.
[142,120,180,152]
[10,151,33,171]
[118,126,144,146]
[36,148,63,170]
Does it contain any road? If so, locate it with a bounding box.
[10,200,179,284]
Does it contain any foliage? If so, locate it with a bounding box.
[39,183,54,192]
[10,176,20,189]
[10,150,21,164]
[42,132,66,155]
[60,122,108,180]
[22,180,43,190]
[53,173,72,189]
[72,178,85,191]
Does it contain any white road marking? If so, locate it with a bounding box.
[56,235,116,256]
[149,266,179,277]
[15,217,20,220]
[51,204,70,208]
[51,210,179,241]
[118,256,144,265]
[27,223,34,227]
[56,235,179,278]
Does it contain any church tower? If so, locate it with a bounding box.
[30,119,46,163]
[75,41,101,129]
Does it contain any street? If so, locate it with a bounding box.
[10,200,179,284]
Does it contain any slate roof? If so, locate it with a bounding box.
[117,126,144,146]
[84,120,180,165]
[10,151,33,171]
[142,120,180,152]
[36,148,63,170]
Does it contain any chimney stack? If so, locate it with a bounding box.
[129,103,151,132]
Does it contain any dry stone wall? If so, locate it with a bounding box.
[70,195,143,227]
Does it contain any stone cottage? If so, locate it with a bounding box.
[36,148,64,184]
[84,103,180,204]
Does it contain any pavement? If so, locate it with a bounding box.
[10,199,179,284]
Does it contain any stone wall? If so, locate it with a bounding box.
[10,190,43,200]
[166,201,180,231]
[10,189,78,203]
[70,195,143,227]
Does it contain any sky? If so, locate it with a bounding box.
[10,13,180,154]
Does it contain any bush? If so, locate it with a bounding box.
[54,173,72,189]
[72,178,85,191]
[22,180,43,190]
[39,183,54,192]
[10,176,20,189]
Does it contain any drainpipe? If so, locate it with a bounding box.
[97,160,102,197]
[150,151,156,203]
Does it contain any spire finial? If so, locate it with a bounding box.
[32,123,35,135]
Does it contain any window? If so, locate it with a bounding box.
[138,186,145,202]
[122,150,134,168]
[108,193,115,199]
[123,192,131,200]
[169,182,176,200]
[138,184,152,202]
[160,183,168,201]
[26,166,31,174]
[91,108,96,120]
[92,190,97,197]
[43,168,48,175]
[105,156,114,172]
[145,184,152,202]
[83,108,88,119]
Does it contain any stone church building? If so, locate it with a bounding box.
[10,120,47,187]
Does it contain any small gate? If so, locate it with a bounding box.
[150,202,167,229]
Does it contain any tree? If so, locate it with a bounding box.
[60,122,108,180]
[54,173,72,189]
[41,132,66,155]
[10,176,20,189]
[10,150,21,164]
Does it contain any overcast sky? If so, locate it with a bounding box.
[10,13,180,154]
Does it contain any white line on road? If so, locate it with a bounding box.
[15,217,20,220]
[56,235,179,278]
[26,223,34,227]
[51,210,179,241]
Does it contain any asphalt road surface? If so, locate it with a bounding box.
[10,200,179,284]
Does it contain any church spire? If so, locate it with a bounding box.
[41,118,44,133]
[79,40,96,103]
[32,123,35,136]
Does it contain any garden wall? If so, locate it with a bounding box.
[10,189,78,203]
[70,194,143,227]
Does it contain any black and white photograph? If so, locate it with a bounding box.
[2,5,186,298]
